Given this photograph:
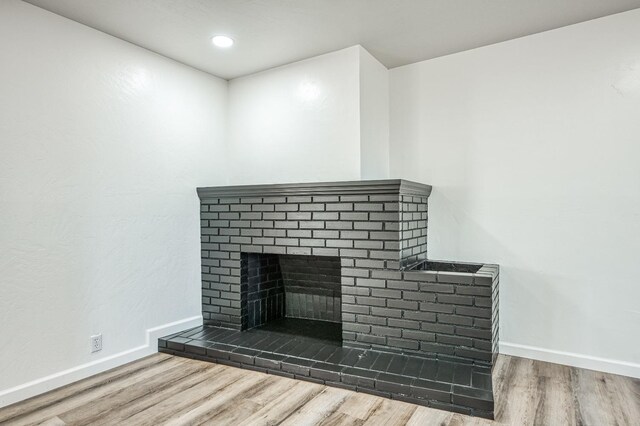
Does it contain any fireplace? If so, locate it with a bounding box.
[242,253,342,342]
[161,179,500,419]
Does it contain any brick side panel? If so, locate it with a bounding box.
[400,195,428,269]
[341,270,495,363]
[242,253,285,329]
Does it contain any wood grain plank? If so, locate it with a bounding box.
[201,375,299,425]
[118,364,249,426]
[241,380,325,425]
[445,414,493,426]
[1,355,187,426]
[318,411,364,426]
[530,360,578,426]
[361,398,417,426]
[243,375,295,407]
[493,355,538,425]
[405,406,453,426]
[35,416,66,426]
[334,392,381,420]
[571,367,640,426]
[162,370,271,425]
[0,353,172,423]
[65,360,224,425]
[195,396,263,425]
[280,387,352,426]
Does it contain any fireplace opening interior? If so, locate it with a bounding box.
[241,253,342,343]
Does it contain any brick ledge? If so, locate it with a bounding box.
[197,179,432,199]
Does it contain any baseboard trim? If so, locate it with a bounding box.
[0,315,202,409]
[500,341,640,379]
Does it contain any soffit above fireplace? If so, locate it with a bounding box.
[197,179,432,199]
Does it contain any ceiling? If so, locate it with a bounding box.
[25,0,640,80]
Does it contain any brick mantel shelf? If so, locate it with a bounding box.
[197,179,433,199]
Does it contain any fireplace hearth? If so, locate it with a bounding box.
[160,179,499,419]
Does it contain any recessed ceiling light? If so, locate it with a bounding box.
[211,35,234,48]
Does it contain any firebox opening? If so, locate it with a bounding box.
[241,252,342,342]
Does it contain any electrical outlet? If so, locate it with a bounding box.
[91,334,102,353]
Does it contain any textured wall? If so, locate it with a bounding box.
[227,47,361,184]
[389,8,640,376]
[0,0,227,398]
[359,46,390,180]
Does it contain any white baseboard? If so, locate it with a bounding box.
[500,341,640,379]
[0,315,202,409]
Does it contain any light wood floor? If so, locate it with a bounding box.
[1,353,638,426]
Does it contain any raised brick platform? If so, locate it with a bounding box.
[159,320,494,418]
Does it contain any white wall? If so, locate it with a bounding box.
[390,9,640,377]
[359,47,390,179]
[0,0,227,406]
[227,46,361,184]
[3,1,639,409]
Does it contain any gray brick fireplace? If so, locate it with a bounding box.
[161,179,500,418]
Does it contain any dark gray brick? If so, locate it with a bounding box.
[371,307,402,318]
[420,302,454,314]
[275,204,298,211]
[388,319,420,330]
[387,299,418,310]
[420,283,454,293]
[354,203,383,211]
[356,315,387,326]
[341,212,368,221]
[356,296,386,307]
[312,247,339,256]
[438,294,474,306]
[300,203,325,211]
[456,306,491,318]
[386,280,419,291]
[357,334,387,345]
[313,230,339,239]
[356,278,385,288]
[287,247,312,255]
[354,222,383,230]
[326,221,353,230]
[274,221,298,229]
[370,231,397,240]
[287,212,311,220]
[326,203,353,211]
[402,330,435,342]
[371,326,402,337]
[387,338,419,350]
[287,229,312,238]
[339,249,368,258]
[371,289,401,299]
[354,240,384,249]
[263,212,286,220]
[326,239,353,248]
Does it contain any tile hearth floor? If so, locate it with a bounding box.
[159,319,494,418]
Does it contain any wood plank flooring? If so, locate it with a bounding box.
[1,353,638,425]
